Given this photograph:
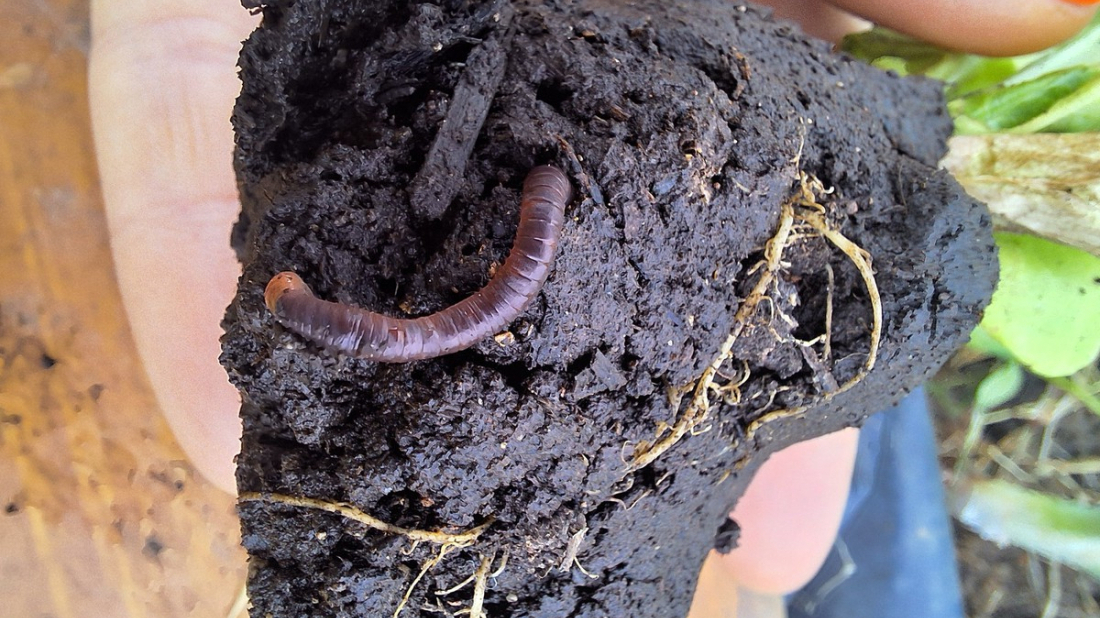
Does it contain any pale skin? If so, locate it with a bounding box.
[89,1,1097,616]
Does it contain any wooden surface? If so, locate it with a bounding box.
[0,2,248,617]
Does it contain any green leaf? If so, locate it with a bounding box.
[1016,74,1100,133]
[952,479,1100,579]
[973,361,1024,412]
[965,326,1014,361]
[936,56,1022,100]
[980,233,1100,377]
[840,29,946,75]
[949,67,1100,133]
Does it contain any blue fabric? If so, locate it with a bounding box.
[787,388,964,618]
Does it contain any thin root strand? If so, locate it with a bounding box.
[625,168,882,473]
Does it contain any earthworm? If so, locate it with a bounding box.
[264,165,572,362]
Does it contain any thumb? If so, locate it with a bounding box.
[89,0,257,493]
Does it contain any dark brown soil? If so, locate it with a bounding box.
[222,1,998,616]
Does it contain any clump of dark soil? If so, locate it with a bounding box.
[222,1,998,616]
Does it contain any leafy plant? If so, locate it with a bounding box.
[843,13,1100,133]
[845,14,1100,606]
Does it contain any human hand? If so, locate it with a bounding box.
[88,0,1096,614]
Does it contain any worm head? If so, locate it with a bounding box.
[265,271,310,315]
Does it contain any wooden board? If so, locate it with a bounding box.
[0,2,248,616]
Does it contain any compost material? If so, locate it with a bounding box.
[223,1,997,616]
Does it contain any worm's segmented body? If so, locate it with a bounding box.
[264,165,572,362]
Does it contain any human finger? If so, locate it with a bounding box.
[717,428,860,594]
[758,0,873,43]
[89,0,258,494]
[825,0,1098,55]
[687,429,859,616]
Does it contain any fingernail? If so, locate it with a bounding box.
[1060,0,1100,5]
